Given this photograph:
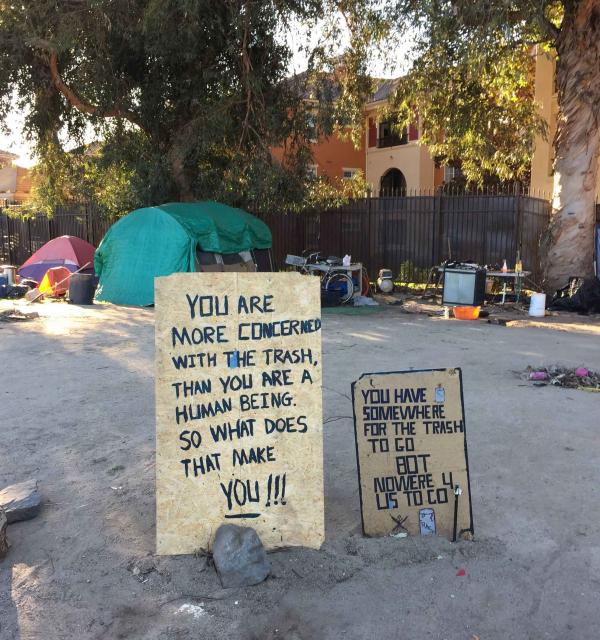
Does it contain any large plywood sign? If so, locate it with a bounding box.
[155,272,324,554]
[352,369,473,540]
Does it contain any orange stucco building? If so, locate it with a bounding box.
[309,129,365,181]
[271,126,365,182]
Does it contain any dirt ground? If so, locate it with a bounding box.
[1,299,600,640]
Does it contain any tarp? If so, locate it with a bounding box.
[19,235,96,283]
[94,201,272,307]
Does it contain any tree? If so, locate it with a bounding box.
[377,1,600,290]
[324,1,599,288]
[0,0,335,213]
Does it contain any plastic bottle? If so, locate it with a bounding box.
[501,259,508,273]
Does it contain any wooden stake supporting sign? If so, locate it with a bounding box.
[155,272,324,554]
[352,369,473,540]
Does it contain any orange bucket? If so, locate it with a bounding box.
[453,306,480,320]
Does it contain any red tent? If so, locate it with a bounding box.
[18,236,95,283]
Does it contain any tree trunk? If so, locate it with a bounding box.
[543,0,600,292]
[167,143,195,202]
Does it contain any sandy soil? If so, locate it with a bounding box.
[1,299,599,640]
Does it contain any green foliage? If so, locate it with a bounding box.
[27,141,142,220]
[396,259,429,284]
[381,1,557,184]
[0,0,357,214]
[307,1,560,185]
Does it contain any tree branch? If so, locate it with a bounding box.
[48,52,146,132]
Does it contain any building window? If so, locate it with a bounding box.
[342,168,359,180]
[377,120,407,148]
[307,164,318,178]
[306,112,318,143]
[443,164,463,183]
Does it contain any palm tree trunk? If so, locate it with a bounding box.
[544,0,600,292]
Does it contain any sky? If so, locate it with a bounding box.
[1,104,33,167]
[0,20,412,168]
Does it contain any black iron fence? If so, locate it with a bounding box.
[261,192,551,284]
[1,193,551,285]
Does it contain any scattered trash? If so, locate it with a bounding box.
[175,603,207,619]
[212,524,270,588]
[456,568,466,577]
[525,365,600,391]
[0,507,8,559]
[551,276,600,314]
[390,531,408,539]
[0,309,39,322]
[127,556,156,582]
[529,371,548,381]
[0,479,41,523]
[353,295,378,307]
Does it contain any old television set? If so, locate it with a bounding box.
[442,265,486,306]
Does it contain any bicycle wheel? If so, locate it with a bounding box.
[324,272,354,305]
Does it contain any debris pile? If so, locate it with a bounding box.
[0,309,39,322]
[525,365,600,391]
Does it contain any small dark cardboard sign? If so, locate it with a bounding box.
[351,368,473,540]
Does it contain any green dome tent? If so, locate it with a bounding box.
[94,201,272,306]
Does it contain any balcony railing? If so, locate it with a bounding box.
[377,134,407,148]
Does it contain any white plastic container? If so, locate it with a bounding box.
[1,265,16,285]
[529,292,546,317]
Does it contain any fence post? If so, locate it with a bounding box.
[515,185,524,259]
[86,201,93,245]
[434,192,444,265]
[8,215,14,265]
[27,217,32,257]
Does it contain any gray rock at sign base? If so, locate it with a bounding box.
[0,479,41,523]
[0,508,8,559]
[212,524,270,588]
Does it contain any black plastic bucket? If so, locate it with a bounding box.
[69,273,96,305]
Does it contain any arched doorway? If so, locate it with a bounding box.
[380,168,407,196]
